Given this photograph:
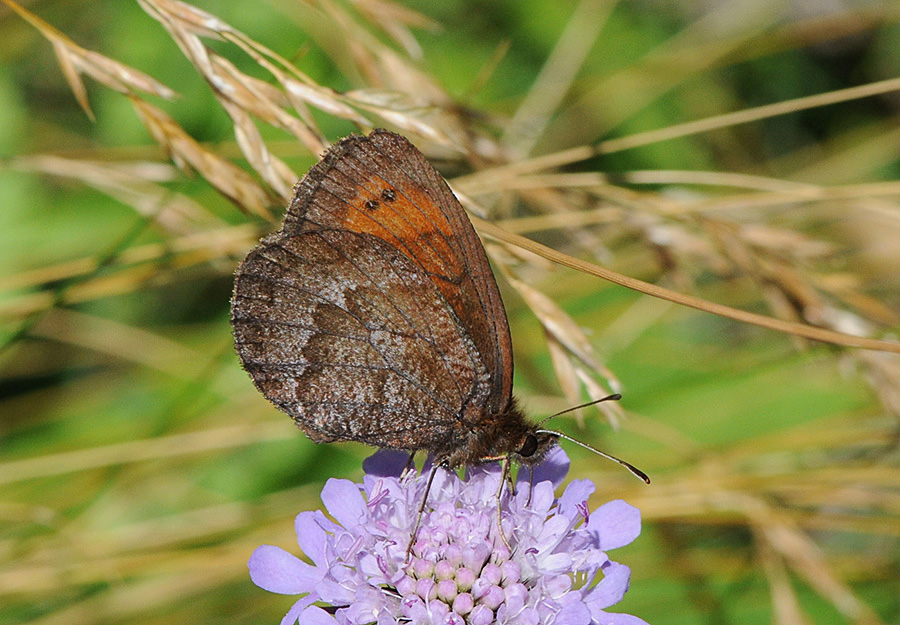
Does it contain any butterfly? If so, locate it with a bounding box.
[230,129,647,484]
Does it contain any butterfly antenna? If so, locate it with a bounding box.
[536,429,651,484]
[536,393,622,427]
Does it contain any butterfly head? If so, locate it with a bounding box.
[515,394,651,484]
[436,398,561,468]
[510,429,559,465]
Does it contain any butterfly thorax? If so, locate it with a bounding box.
[437,398,558,469]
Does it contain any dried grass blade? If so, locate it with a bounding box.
[140,0,327,187]
[12,155,219,235]
[51,40,94,119]
[130,98,274,219]
[500,268,622,427]
[2,0,176,114]
[475,216,900,354]
[221,98,297,200]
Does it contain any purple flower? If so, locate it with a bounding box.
[249,447,648,625]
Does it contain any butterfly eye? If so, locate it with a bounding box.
[518,434,539,457]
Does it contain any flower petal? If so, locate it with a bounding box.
[538,552,573,572]
[530,446,570,488]
[248,545,321,594]
[295,511,328,566]
[558,479,595,521]
[535,515,570,549]
[281,596,316,625]
[465,461,503,500]
[297,605,339,625]
[312,509,342,534]
[362,450,410,477]
[591,611,651,625]
[542,573,572,598]
[585,562,631,611]
[553,600,592,625]
[528,481,556,514]
[320,478,366,529]
[592,500,641,550]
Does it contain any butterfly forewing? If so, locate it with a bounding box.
[362,131,515,417]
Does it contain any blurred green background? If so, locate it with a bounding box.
[2,1,899,624]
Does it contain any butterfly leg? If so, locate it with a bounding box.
[399,451,417,479]
[406,462,442,560]
[495,457,512,551]
[526,464,535,506]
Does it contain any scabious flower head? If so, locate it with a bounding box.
[249,447,648,625]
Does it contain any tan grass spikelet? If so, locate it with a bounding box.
[130,99,275,219]
[10,156,217,235]
[1,0,176,119]
[503,271,624,429]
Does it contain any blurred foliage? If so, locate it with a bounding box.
[1,1,899,624]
